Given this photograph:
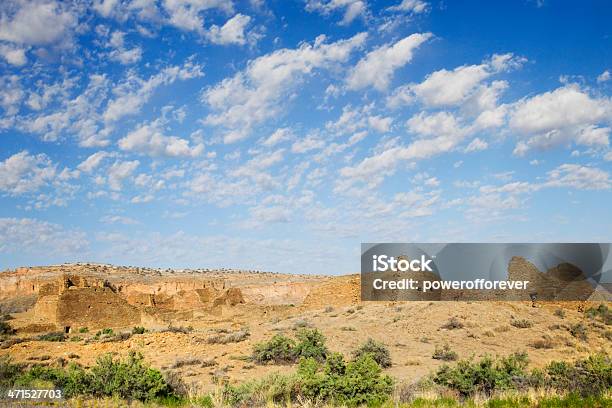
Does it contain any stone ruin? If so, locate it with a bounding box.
[34,275,141,332]
[31,274,246,331]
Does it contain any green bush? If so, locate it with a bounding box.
[585,304,611,325]
[554,308,566,319]
[252,334,296,364]
[441,317,464,330]
[510,319,533,329]
[132,326,146,334]
[433,352,611,398]
[0,356,23,389]
[10,351,177,402]
[0,321,15,335]
[88,352,170,401]
[545,354,612,396]
[224,352,393,407]
[79,327,89,333]
[432,344,458,361]
[294,328,328,362]
[252,329,328,365]
[38,332,66,342]
[569,323,587,340]
[433,352,529,397]
[352,338,392,368]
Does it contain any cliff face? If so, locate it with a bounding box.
[0,264,324,331]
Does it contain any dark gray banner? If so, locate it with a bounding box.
[361,243,612,301]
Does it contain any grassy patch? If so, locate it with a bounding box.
[432,344,458,361]
[510,319,533,329]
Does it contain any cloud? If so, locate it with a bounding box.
[465,163,611,220]
[108,31,142,65]
[100,215,139,225]
[509,84,612,155]
[104,61,204,123]
[92,0,120,18]
[107,160,139,191]
[77,151,109,173]
[162,0,233,32]
[388,53,524,108]
[19,74,110,147]
[339,111,467,186]
[305,0,367,25]
[118,121,204,158]
[387,0,429,13]
[0,43,27,66]
[0,150,59,195]
[262,127,293,147]
[326,104,393,135]
[202,32,367,143]
[465,137,488,152]
[544,164,610,190]
[346,33,431,91]
[206,13,253,45]
[0,217,88,255]
[291,134,325,153]
[597,70,610,83]
[0,0,77,46]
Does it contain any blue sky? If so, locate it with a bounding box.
[0,0,611,275]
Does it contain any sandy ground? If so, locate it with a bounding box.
[3,294,610,393]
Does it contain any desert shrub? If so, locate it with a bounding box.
[554,309,566,319]
[0,321,15,335]
[171,358,202,369]
[294,328,328,362]
[11,351,177,402]
[201,358,217,368]
[252,334,296,364]
[222,372,298,406]
[132,326,146,334]
[545,354,612,396]
[87,351,173,401]
[442,317,464,330]
[569,323,587,340]
[163,326,193,334]
[531,335,554,349]
[207,329,250,344]
[38,332,66,342]
[93,328,114,340]
[433,352,529,397]
[433,352,612,398]
[0,356,23,389]
[324,306,334,313]
[432,344,458,361]
[298,354,393,406]
[224,353,393,407]
[70,336,83,342]
[585,304,611,325]
[511,319,533,329]
[252,329,328,365]
[293,319,311,329]
[78,327,89,333]
[352,338,392,368]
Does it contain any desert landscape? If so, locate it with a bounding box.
[0,262,610,407]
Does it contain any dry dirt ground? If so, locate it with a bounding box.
[1,265,610,394]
